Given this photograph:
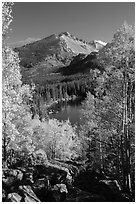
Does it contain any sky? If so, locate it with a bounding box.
[7,2,135,44]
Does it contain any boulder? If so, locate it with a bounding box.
[34,159,80,184]
[50,183,68,201]
[6,192,22,202]
[52,183,68,193]
[49,160,72,176]
[18,185,41,202]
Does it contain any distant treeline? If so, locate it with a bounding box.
[30,75,95,120]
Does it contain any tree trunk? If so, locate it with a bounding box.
[123,63,132,194]
[3,134,7,168]
[3,111,8,168]
[99,136,103,169]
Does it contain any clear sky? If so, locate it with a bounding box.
[8,2,135,44]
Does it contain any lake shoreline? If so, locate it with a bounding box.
[46,95,83,112]
[46,95,85,125]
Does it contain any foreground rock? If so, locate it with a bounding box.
[18,185,41,202]
[4,185,40,202]
[2,161,133,202]
[2,160,76,202]
[6,193,22,202]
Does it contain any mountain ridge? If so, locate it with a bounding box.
[13,32,107,54]
[13,32,107,84]
[8,37,41,48]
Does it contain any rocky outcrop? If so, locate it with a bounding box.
[5,192,22,202]
[2,160,76,202]
[18,185,41,202]
[2,161,132,202]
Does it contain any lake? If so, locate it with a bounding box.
[48,97,84,126]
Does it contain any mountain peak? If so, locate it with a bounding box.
[59,32,71,37]
[14,32,106,70]
[58,32,97,54]
[89,40,107,50]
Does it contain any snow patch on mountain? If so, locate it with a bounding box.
[59,33,97,54]
[94,40,107,46]
[89,40,107,50]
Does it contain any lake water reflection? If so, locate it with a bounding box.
[49,97,84,126]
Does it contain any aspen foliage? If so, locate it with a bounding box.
[2,2,13,39]
[99,21,135,75]
[81,22,135,193]
[26,117,81,161]
[2,3,34,165]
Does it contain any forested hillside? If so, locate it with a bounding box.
[2,3,135,202]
